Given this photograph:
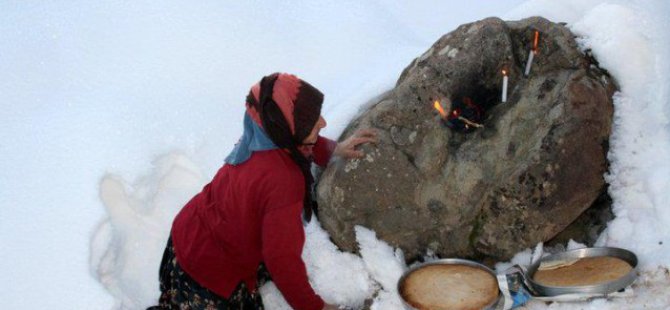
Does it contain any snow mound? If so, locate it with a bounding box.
[90,152,206,309]
[571,3,670,269]
[355,226,408,309]
[302,220,376,309]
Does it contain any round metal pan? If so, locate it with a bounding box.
[526,247,638,296]
[397,258,501,310]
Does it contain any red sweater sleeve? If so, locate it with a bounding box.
[262,202,324,310]
[313,136,337,167]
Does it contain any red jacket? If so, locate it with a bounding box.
[171,136,336,310]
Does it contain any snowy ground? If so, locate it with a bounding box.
[1,0,668,309]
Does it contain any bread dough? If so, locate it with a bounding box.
[400,264,499,310]
[533,256,632,287]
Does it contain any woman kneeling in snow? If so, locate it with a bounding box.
[150,73,376,310]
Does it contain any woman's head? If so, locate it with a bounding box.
[245,73,325,221]
[245,73,325,150]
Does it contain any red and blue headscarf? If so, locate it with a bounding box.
[226,73,324,221]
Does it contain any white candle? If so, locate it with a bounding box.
[524,49,534,76]
[502,70,508,103]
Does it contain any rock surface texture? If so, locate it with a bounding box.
[316,17,617,261]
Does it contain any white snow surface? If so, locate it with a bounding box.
[1,0,669,309]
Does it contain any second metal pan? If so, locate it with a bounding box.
[526,247,638,296]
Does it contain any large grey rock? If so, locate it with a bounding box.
[316,17,617,261]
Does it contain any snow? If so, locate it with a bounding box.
[572,3,670,266]
[1,0,669,309]
[91,153,204,308]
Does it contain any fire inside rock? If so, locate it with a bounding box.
[434,84,500,133]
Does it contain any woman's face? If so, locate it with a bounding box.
[302,115,327,145]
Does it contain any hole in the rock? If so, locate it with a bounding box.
[443,85,499,133]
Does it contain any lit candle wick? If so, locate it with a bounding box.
[433,100,447,118]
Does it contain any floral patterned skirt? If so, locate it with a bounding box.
[150,237,270,310]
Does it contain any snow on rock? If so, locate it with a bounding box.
[355,226,408,309]
[301,220,376,309]
[355,226,406,292]
[566,239,587,251]
[495,248,534,273]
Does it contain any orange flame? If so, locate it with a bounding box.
[533,30,540,53]
[433,100,447,118]
[502,69,508,76]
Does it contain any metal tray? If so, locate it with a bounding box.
[397,258,501,310]
[526,247,638,296]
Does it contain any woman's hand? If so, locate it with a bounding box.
[333,129,377,159]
